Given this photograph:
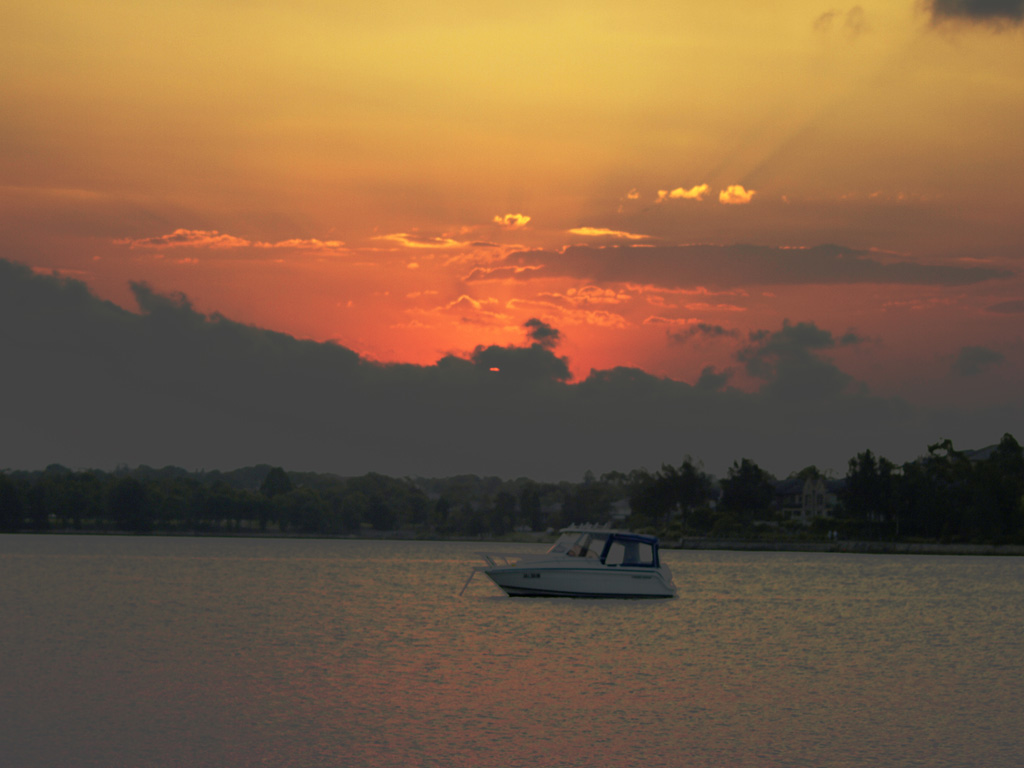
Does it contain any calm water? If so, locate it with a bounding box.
[1,535,1022,768]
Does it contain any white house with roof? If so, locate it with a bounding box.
[774,476,842,524]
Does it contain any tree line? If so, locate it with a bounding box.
[619,434,1024,544]
[0,464,615,538]
[1,434,1022,544]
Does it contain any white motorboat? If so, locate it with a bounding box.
[461,526,675,598]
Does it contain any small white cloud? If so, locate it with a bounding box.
[656,184,710,203]
[120,229,252,249]
[719,185,757,205]
[376,233,468,249]
[493,213,531,229]
[119,230,348,253]
[568,227,650,240]
[258,238,346,252]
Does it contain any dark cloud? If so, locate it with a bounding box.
[737,320,857,402]
[814,6,869,36]
[1,258,1019,480]
[463,265,543,281]
[928,0,1024,24]
[131,281,195,314]
[523,318,561,349]
[500,244,1010,290]
[669,323,740,344]
[986,299,1024,313]
[952,345,1005,376]
[123,229,252,249]
[814,10,840,31]
[695,366,732,392]
[468,343,571,383]
[846,5,869,33]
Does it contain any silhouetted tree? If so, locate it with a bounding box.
[25,480,52,531]
[198,482,238,532]
[625,459,712,529]
[365,495,396,531]
[519,483,543,531]
[967,433,1024,541]
[556,480,613,528]
[277,488,330,534]
[625,469,671,527]
[0,473,24,532]
[489,491,517,536]
[431,496,451,532]
[260,467,293,499]
[926,439,975,539]
[664,458,714,525]
[448,502,485,536]
[108,476,152,533]
[844,450,896,523]
[720,458,775,524]
[5,434,1022,543]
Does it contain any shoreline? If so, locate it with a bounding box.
[668,537,1024,556]
[5,528,1023,556]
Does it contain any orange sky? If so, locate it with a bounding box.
[3,0,1024,411]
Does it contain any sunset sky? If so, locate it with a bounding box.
[2,0,1023,479]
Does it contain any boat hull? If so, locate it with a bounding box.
[485,564,675,598]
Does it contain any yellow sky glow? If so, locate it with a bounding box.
[2,0,1023,405]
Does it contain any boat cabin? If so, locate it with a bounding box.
[548,529,661,568]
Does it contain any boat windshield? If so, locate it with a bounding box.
[549,531,608,559]
[603,537,657,567]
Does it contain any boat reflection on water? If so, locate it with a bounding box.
[462,526,675,598]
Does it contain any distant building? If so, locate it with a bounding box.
[609,498,631,523]
[774,476,842,525]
